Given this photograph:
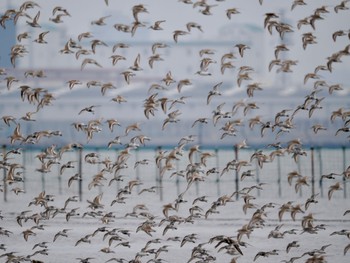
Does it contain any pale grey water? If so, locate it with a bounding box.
[1,148,349,262]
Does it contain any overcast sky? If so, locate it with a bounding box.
[2,0,349,38]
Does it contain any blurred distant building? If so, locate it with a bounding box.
[18,23,72,68]
[218,23,265,75]
[2,18,348,148]
[15,21,265,83]
[0,13,16,68]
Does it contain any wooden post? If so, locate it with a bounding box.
[96,148,102,195]
[156,146,163,202]
[297,155,302,198]
[276,155,282,198]
[58,164,62,195]
[176,160,180,196]
[310,147,315,197]
[159,164,163,202]
[78,147,83,202]
[234,145,239,200]
[318,147,324,198]
[342,146,347,198]
[195,150,199,197]
[215,148,220,197]
[22,148,26,192]
[115,148,121,191]
[255,149,261,197]
[155,147,159,189]
[135,148,141,193]
[2,145,7,202]
[41,172,45,192]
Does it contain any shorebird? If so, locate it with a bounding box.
[63,195,79,209]
[50,13,68,23]
[328,84,343,94]
[237,72,252,87]
[253,249,279,261]
[180,233,198,247]
[129,53,143,71]
[286,241,300,253]
[26,10,41,27]
[22,229,36,241]
[100,247,115,254]
[121,70,136,84]
[304,194,319,211]
[186,22,204,32]
[335,127,350,136]
[125,122,142,135]
[173,30,189,43]
[90,39,108,54]
[311,124,327,134]
[207,82,222,104]
[328,182,342,200]
[109,54,126,66]
[274,44,289,59]
[2,115,17,126]
[214,236,243,255]
[17,32,30,42]
[52,6,70,16]
[78,105,100,115]
[148,54,164,68]
[131,21,146,37]
[177,79,192,93]
[226,8,240,19]
[291,0,306,10]
[151,42,168,54]
[294,176,309,193]
[91,15,111,26]
[111,95,127,104]
[87,193,104,210]
[77,258,95,263]
[78,32,93,41]
[302,32,317,50]
[149,20,166,30]
[132,4,148,21]
[75,49,91,59]
[9,123,25,144]
[162,110,181,130]
[74,234,92,246]
[246,82,263,97]
[136,221,156,236]
[345,244,350,255]
[66,79,82,89]
[191,117,209,128]
[198,4,218,15]
[235,44,250,57]
[3,76,18,90]
[81,58,102,70]
[10,44,28,67]
[264,12,279,28]
[199,48,216,57]
[53,229,71,242]
[199,57,217,73]
[334,0,350,13]
[59,161,76,175]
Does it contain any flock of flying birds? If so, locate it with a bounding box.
[0,0,350,262]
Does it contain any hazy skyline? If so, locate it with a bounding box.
[1,0,348,84]
[0,0,348,88]
[0,0,349,147]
